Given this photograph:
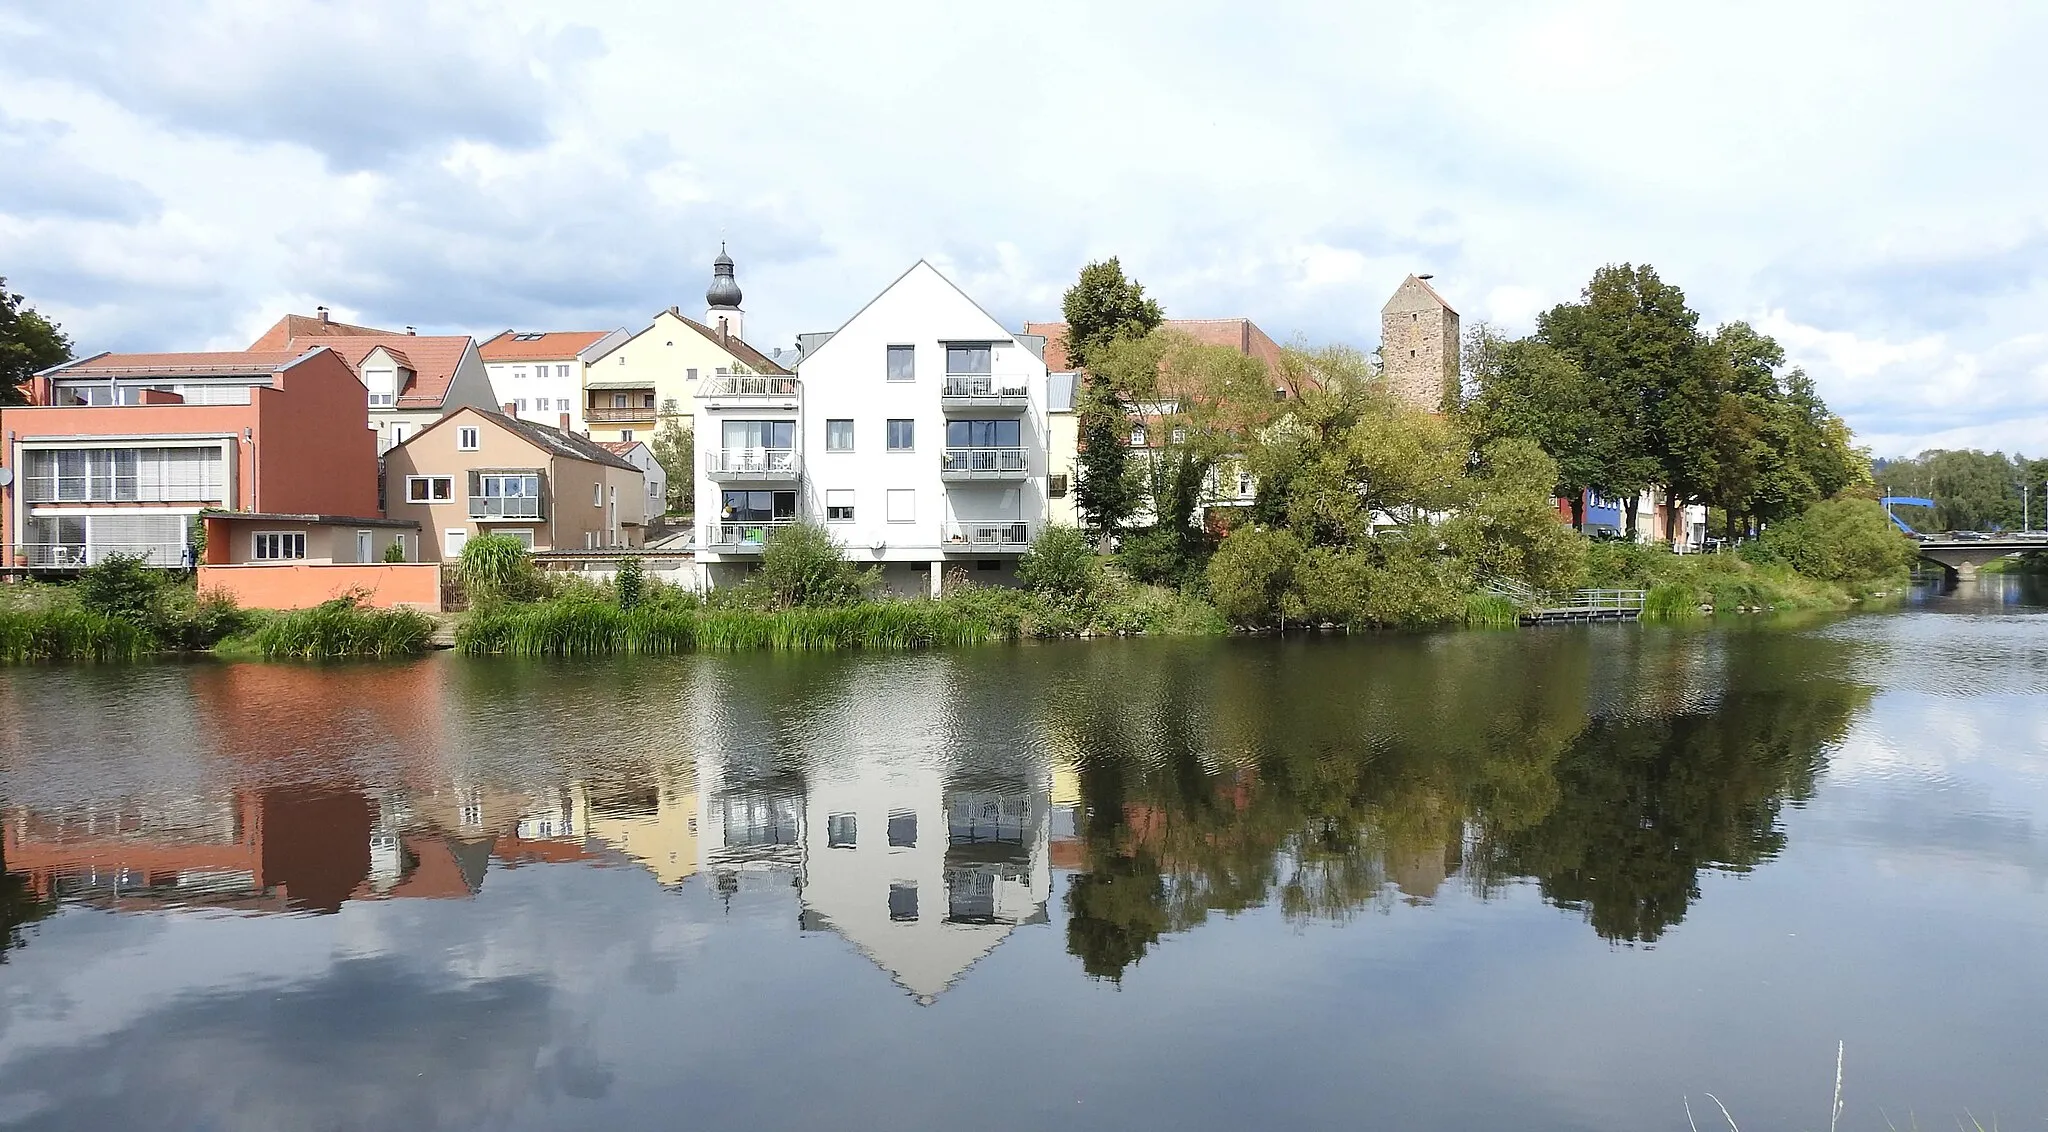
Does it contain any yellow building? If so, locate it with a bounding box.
[580,247,796,445]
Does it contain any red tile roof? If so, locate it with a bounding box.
[674,313,793,375]
[248,313,400,351]
[479,330,614,361]
[1025,318,1290,387]
[277,334,472,408]
[594,440,647,456]
[59,350,306,376]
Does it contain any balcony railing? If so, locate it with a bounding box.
[7,542,190,570]
[939,447,1028,479]
[703,520,793,551]
[941,521,1032,552]
[469,496,543,520]
[586,405,656,422]
[697,375,800,399]
[704,448,801,480]
[939,376,1031,410]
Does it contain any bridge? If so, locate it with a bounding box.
[1883,497,2048,581]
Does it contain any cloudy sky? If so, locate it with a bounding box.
[1,0,2043,456]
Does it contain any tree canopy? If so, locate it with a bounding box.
[1,277,73,405]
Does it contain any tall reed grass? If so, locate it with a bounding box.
[0,607,148,663]
[458,599,1007,656]
[244,597,436,659]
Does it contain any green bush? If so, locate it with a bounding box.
[758,521,877,607]
[1744,497,1919,586]
[1016,524,1102,602]
[75,553,164,624]
[1206,526,1303,626]
[457,533,544,608]
[382,540,407,563]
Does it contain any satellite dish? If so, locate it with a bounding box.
[0,468,11,487]
[870,538,887,552]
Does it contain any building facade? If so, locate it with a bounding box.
[1,348,378,569]
[383,407,646,561]
[580,248,797,445]
[1380,274,1460,413]
[478,329,629,434]
[697,261,1050,594]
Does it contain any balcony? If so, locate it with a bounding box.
[703,520,794,553]
[705,448,801,482]
[940,447,1028,481]
[586,404,656,423]
[940,521,1032,553]
[696,374,800,410]
[8,542,189,570]
[939,375,1030,412]
[469,495,544,521]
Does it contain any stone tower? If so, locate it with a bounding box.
[1380,274,1459,412]
[705,243,744,341]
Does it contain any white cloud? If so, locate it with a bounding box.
[1,0,2046,452]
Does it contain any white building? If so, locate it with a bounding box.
[477,329,629,434]
[696,260,1051,594]
[596,438,668,521]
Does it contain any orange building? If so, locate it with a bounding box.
[1,348,378,571]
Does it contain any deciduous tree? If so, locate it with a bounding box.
[1,277,72,405]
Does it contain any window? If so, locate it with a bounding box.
[1238,472,1253,496]
[612,393,628,408]
[392,424,410,446]
[686,367,698,381]
[594,483,603,506]
[514,398,528,412]
[945,344,991,375]
[1130,425,1147,446]
[886,489,914,524]
[1170,427,1187,444]
[252,532,306,560]
[887,810,917,848]
[507,529,536,549]
[825,419,854,452]
[828,814,857,849]
[826,489,854,522]
[618,356,626,365]
[944,419,1019,449]
[512,367,527,380]
[1049,473,1068,498]
[886,344,915,381]
[556,398,570,411]
[886,419,914,451]
[721,420,795,450]
[620,429,634,442]
[889,883,918,922]
[977,559,1001,571]
[444,529,468,558]
[556,365,570,378]
[458,426,479,451]
[369,391,393,408]
[719,490,797,522]
[405,476,453,503]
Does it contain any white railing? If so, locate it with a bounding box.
[940,376,1031,401]
[697,375,799,398]
[7,542,190,569]
[704,520,793,549]
[942,521,1032,549]
[470,495,543,519]
[704,449,801,477]
[940,447,1028,476]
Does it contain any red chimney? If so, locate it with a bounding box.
[502,402,517,415]
[559,412,571,432]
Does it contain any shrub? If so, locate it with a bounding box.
[1206,526,1303,626]
[1016,524,1101,601]
[615,556,646,611]
[1745,498,1919,586]
[758,521,877,607]
[75,553,164,624]
[382,540,407,563]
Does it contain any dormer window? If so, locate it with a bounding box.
[365,367,397,408]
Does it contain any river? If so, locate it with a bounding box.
[2,576,2044,1130]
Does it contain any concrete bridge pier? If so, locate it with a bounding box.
[1920,546,2017,585]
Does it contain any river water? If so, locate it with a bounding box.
[2,577,2045,1131]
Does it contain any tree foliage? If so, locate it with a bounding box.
[1061,259,1164,542]
[650,418,695,516]
[1875,449,2048,533]
[1742,498,1919,584]
[0,276,73,405]
[1016,524,1101,602]
[758,521,877,607]
[1058,257,1164,374]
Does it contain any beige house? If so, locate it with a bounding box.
[384,407,647,561]
[580,248,796,444]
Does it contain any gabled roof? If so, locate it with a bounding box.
[277,334,473,408]
[400,406,640,472]
[673,313,792,375]
[798,260,1027,372]
[1382,274,1458,317]
[248,313,400,351]
[595,439,652,459]
[479,330,617,362]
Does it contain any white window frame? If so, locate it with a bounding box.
[826,489,855,522]
[825,419,854,452]
[356,530,373,562]
[886,344,915,382]
[1130,425,1147,447]
[593,483,603,507]
[443,528,469,559]
[620,429,633,442]
[886,419,914,452]
[405,476,454,503]
[252,531,307,561]
[886,489,914,524]
[458,426,480,451]
[507,529,536,549]
[556,365,570,379]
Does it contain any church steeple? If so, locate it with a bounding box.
[705,243,745,341]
